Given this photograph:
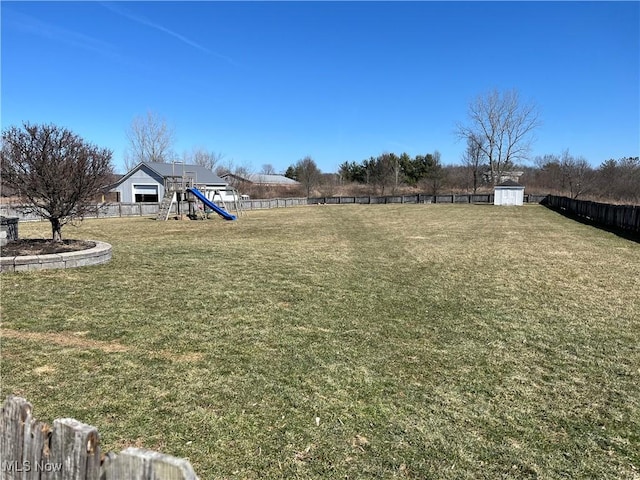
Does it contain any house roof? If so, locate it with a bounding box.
[143,162,226,184]
[496,179,524,187]
[221,173,300,185]
[115,162,226,186]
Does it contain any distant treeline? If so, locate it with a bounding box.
[338,151,447,195]
[313,152,640,204]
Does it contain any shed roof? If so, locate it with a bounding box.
[495,179,524,188]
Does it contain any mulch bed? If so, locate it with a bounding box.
[1,239,96,257]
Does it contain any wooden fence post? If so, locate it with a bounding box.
[101,448,198,480]
[1,397,200,480]
[0,395,32,480]
[49,418,101,480]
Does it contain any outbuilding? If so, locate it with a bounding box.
[494,180,525,206]
[220,172,300,188]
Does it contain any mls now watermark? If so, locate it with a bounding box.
[2,460,63,473]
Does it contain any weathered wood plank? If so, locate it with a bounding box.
[1,397,200,480]
[0,396,32,480]
[546,195,640,234]
[101,448,198,480]
[22,418,53,480]
[49,419,100,480]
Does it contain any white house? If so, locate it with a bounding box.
[494,180,525,206]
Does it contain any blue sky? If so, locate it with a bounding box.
[2,1,638,174]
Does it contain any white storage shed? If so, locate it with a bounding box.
[494,180,525,206]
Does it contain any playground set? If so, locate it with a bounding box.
[155,164,241,221]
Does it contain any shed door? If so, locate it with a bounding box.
[133,185,159,203]
[504,189,516,205]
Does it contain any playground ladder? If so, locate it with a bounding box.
[155,190,176,221]
[214,188,244,218]
[215,190,230,213]
[231,188,245,217]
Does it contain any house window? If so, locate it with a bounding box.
[133,185,158,203]
[135,193,158,202]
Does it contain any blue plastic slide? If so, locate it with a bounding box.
[187,187,237,221]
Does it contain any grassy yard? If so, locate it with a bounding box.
[1,204,639,479]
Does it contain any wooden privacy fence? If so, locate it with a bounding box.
[308,193,549,205]
[0,193,551,222]
[546,195,640,234]
[0,198,310,221]
[243,197,308,209]
[0,396,198,480]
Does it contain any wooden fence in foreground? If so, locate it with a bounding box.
[546,195,640,234]
[0,396,198,480]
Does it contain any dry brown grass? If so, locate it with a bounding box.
[2,205,638,479]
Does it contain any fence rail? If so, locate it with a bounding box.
[545,195,640,234]
[308,193,549,205]
[0,193,551,222]
[0,198,311,221]
[0,395,198,480]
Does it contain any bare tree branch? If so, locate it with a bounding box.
[456,89,541,184]
[124,111,176,169]
[182,147,224,171]
[260,164,276,175]
[1,123,114,241]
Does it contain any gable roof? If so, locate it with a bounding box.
[221,172,299,185]
[143,162,226,184]
[115,162,226,186]
[253,174,299,185]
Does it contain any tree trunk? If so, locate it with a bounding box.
[50,218,63,243]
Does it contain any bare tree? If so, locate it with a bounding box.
[456,89,540,184]
[1,123,114,242]
[216,159,251,178]
[535,150,593,199]
[534,154,564,194]
[260,164,276,175]
[215,159,253,190]
[461,134,484,193]
[124,111,176,170]
[182,147,224,171]
[559,150,593,199]
[291,156,322,197]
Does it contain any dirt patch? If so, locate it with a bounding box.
[1,239,96,257]
[1,329,128,353]
[2,329,202,362]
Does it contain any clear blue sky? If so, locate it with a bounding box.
[2,1,639,174]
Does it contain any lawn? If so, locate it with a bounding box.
[1,204,639,479]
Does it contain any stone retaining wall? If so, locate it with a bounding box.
[0,241,112,273]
